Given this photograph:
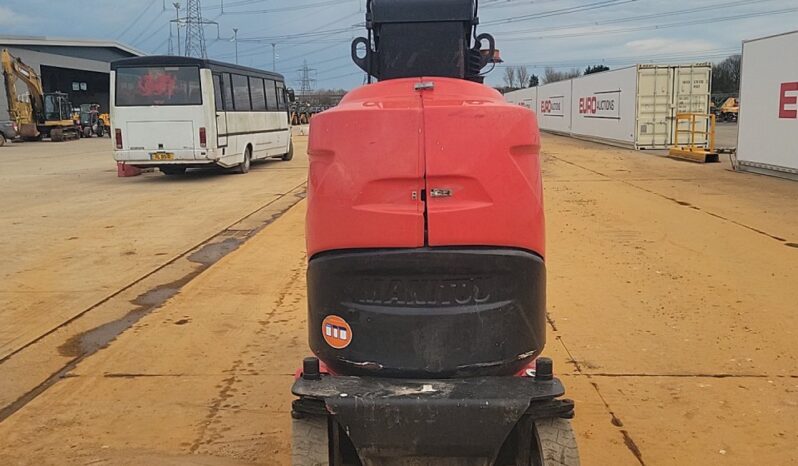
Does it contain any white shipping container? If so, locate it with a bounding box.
[571,66,637,146]
[503,64,712,149]
[737,30,798,180]
[503,86,537,112]
[536,80,572,135]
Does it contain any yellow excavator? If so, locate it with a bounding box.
[2,48,78,141]
[713,97,739,122]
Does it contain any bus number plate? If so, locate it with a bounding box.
[151,152,175,161]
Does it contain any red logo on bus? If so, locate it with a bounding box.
[780,82,798,119]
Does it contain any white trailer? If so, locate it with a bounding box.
[503,64,712,149]
[737,30,798,180]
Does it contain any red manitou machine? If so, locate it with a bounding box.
[292,1,579,465]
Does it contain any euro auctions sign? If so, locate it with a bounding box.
[779,82,798,119]
[540,96,564,116]
[578,91,621,119]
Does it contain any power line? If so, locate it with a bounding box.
[499,47,740,69]
[483,0,639,25]
[493,0,780,36]
[498,7,798,42]
[217,0,353,15]
[318,70,363,83]
[130,12,166,45]
[117,0,160,40]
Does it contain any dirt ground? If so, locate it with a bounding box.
[0,132,796,465]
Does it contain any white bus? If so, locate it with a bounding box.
[110,56,294,175]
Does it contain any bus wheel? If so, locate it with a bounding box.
[281,140,294,161]
[234,146,251,174]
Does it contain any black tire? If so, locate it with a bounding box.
[51,128,63,142]
[234,146,251,174]
[292,415,329,466]
[96,124,105,137]
[282,139,294,161]
[0,134,5,147]
[161,166,187,176]
[531,418,580,466]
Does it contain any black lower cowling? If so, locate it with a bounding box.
[307,248,546,378]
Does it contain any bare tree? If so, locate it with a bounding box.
[543,67,582,84]
[503,67,516,89]
[712,55,742,94]
[516,66,529,89]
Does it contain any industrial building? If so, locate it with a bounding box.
[0,36,143,119]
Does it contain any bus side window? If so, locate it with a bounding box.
[264,79,278,111]
[276,82,287,111]
[249,77,267,111]
[232,74,251,111]
[213,74,224,111]
[222,74,234,111]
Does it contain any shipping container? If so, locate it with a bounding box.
[571,66,637,147]
[536,80,572,135]
[503,86,537,112]
[737,30,798,180]
[504,64,712,149]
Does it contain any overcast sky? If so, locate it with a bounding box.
[1,0,796,90]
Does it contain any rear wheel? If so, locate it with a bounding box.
[161,166,187,176]
[292,415,329,466]
[282,140,294,161]
[0,134,6,147]
[234,146,251,174]
[530,418,580,466]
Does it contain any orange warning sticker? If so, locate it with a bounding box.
[322,315,352,349]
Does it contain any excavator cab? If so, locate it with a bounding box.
[43,93,73,122]
[351,0,495,82]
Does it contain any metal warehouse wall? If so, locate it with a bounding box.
[1,45,130,121]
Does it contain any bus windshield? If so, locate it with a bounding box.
[115,66,202,106]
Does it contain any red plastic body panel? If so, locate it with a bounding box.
[306,80,425,257]
[306,77,544,258]
[422,78,544,255]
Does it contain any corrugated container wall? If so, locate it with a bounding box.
[503,64,712,150]
[737,30,798,180]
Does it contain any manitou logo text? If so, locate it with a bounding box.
[780,82,798,119]
[578,91,621,119]
[351,277,498,306]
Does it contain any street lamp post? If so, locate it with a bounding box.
[233,28,239,64]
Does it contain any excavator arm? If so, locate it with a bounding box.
[2,48,45,127]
